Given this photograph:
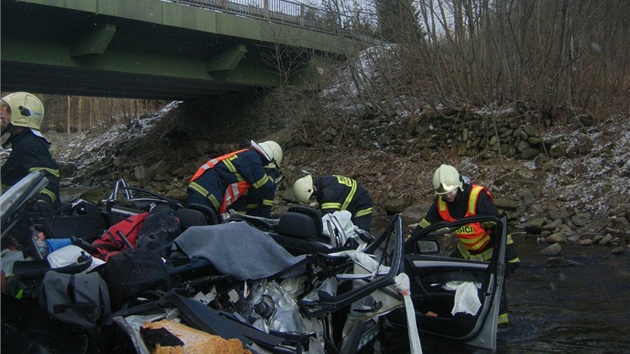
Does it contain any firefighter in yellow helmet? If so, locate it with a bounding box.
[412,164,520,325]
[187,140,282,219]
[293,174,374,232]
[1,92,61,218]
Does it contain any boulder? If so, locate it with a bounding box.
[524,218,547,234]
[494,198,520,210]
[578,239,593,246]
[546,233,566,243]
[571,213,592,227]
[401,203,431,226]
[541,243,561,256]
[384,195,413,213]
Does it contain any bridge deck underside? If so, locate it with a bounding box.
[1,0,349,99]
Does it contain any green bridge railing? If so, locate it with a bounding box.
[173,0,341,34]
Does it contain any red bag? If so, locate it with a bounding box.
[91,212,148,261]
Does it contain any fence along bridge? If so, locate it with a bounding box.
[1,0,358,100]
[174,0,337,34]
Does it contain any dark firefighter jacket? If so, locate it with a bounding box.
[313,175,373,231]
[1,129,61,209]
[236,168,281,217]
[187,149,275,218]
[414,183,520,264]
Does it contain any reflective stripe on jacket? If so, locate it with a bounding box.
[188,149,274,215]
[438,185,493,253]
[316,175,373,219]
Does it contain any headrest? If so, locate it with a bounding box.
[277,212,318,240]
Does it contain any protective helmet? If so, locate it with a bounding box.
[293,175,314,204]
[432,164,463,195]
[251,140,283,169]
[1,92,45,130]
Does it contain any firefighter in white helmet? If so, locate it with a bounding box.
[1,92,61,219]
[187,140,283,219]
[293,174,373,232]
[412,164,520,325]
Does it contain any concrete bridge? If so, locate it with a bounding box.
[1,0,360,100]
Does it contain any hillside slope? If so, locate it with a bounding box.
[51,45,629,250]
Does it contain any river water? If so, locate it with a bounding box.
[377,222,630,354]
[495,236,630,353]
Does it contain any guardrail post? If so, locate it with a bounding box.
[221,0,227,12]
[299,4,305,27]
[264,0,269,20]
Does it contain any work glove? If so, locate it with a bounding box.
[481,221,497,229]
[33,200,54,218]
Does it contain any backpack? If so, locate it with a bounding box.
[99,247,171,312]
[38,271,111,330]
[135,205,181,252]
[91,212,149,262]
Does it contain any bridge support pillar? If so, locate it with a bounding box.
[292,55,337,88]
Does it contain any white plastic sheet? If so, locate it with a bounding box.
[443,281,481,316]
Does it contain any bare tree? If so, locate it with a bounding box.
[370,0,630,119]
[66,96,72,134]
[77,97,83,133]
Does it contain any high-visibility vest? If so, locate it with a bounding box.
[438,185,493,253]
[220,180,250,213]
[190,149,248,181]
[189,149,251,213]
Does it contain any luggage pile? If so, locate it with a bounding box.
[1,172,413,354]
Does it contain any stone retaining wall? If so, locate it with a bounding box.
[352,109,545,159]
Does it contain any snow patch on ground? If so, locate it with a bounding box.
[540,117,629,212]
[57,101,181,171]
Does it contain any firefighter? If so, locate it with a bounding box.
[292,174,374,232]
[412,164,521,325]
[187,140,282,219]
[240,168,282,217]
[1,92,61,217]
